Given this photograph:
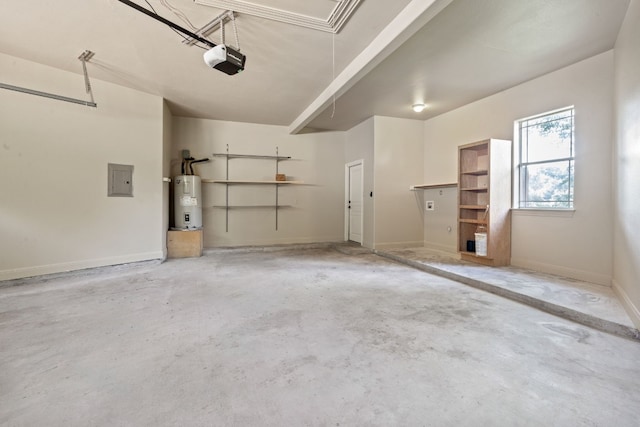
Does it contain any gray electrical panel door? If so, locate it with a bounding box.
[108,163,134,197]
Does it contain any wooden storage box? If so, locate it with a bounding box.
[167,229,203,258]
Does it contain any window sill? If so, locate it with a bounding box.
[511,208,575,218]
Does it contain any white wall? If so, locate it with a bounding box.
[345,118,375,248]
[0,53,165,280]
[423,52,615,285]
[171,117,345,247]
[613,0,640,327]
[374,116,424,249]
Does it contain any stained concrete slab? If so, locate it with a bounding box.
[1,247,640,426]
[378,247,639,341]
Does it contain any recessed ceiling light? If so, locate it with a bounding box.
[412,103,426,113]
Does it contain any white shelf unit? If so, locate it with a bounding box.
[207,145,303,231]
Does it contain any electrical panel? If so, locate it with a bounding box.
[108,163,134,197]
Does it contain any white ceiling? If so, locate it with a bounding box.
[0,0,631,133]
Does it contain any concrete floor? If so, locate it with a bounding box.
[1,247,640,426]
[379,247,639,340]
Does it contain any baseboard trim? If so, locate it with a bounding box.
[0,251,164,282]
[373,240,424,250]
[612,280,640,329]
[203,241,337,255]
[510,257,611,287]
[206,236,344,248]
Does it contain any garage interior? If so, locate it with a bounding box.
[1,0,640,425]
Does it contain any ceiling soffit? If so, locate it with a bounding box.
[194,0,361,32]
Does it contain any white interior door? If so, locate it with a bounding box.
[346,161,363,243]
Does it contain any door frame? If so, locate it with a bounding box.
[344,159,364,243]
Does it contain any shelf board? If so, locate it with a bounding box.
[202,179,303,184]
[460,169,488,176]
[208,205,293,209]
[459,187,488,192]
[212,153,291,160]
[410,182,457,190]
[460,251,493,259]
[458,219,488,225]
[460,205,487,210]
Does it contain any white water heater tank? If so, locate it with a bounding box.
[174,175,202,229]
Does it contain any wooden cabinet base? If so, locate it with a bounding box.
[167,230,203,258]
[460,252,508,267]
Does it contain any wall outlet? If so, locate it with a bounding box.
[426,201,434,211]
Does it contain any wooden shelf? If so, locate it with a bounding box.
[458,219,488,225]
[209,205,293,209]
[212,153,291,160]
[461,169,488,176]
[211,145,299,232]
[460,205,487,209]
[410,182,457,190]
[460,251,492,258]
[460,187,488,192]
[202,179,303,184]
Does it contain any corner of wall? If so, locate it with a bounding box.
[612,0,640,327]
[162,100,173,253]
[613,280,640,328]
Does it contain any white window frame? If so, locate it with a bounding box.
[513,106,575,211]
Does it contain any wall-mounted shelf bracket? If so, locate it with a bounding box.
[210,145,298,231]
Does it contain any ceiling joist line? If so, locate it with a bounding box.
[0,51,98,108]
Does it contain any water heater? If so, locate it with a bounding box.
[174,175,202,229]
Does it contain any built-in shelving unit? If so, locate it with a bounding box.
[206,145,303,231]
[458,139,512,266]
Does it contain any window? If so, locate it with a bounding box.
[515,107,574,209]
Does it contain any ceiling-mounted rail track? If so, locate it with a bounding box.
[116,0,216,48]
[0,82,97,107]
[1,49,98,108]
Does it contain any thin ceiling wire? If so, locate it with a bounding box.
[143,0,210,50]
[159,0,199,31]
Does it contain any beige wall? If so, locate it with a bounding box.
[613,0,640,327]
[422,52,615,285]
[345,118,375,248]
[374,116,424,249]
[0,53,165,280]
[171,117,345,247]
[421,186,457,253]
